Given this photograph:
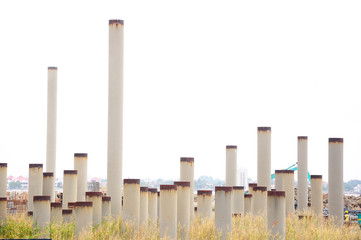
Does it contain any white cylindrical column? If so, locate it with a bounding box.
[215,186,232,240]
[232,186,244,216]
[74,153,88,201]
[63,170,78,209]
[85,192,102,226]
[140,187,148,226]
[107,19,124,217]
[123,179,140,227]
[148,188,158,222]
[275,170,295,214]
[75,202,93,237]
[43,172,55,202]
[46,67,57,177]
[0,163,7,198]
[160,185,177,239]
[297,136,308,213]
[257,127,271,190]
[180,157,194,220]
[328,138,344,226]
[28,164,43,211]
[62,209,73,223]
[102,196,111,220]
[226,146,237,187]
[33,196,51,229]
[197,190,213,218]
[157,191,160,223]
[311,175,323,216]
[50,202,62,223]
[174,181,190,239]
[244,194,252,215]
[267,191,286,239]
[0,197,6,226]
[252,186,267,216]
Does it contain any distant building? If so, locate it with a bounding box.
[238,167,248,191]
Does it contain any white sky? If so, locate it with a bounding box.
[0,0,360,182]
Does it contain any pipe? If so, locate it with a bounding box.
[148,188,158,222]
[197,190,213,218]
[311,175,323,216]
[252,186,267,216]
[174,181,190,239]
[275,170,295,214]
[43,172,55,202]
[123,179,140,227]
[140,187,148,226]
[160,185,177,239]
[180,157,194,220]
[63,170,78,209]
[107,19,124,217]
[50,202,62,223]
[75,202,93,237]
[244,194,252,215]
[33,196,50,229]
[0,197,6,226]
[62,209,73,223]
[257,127,271,190]
[102,196,111,221]
[297,136,308,213]
[215,186,232,240]
[74,153,88,201]
[0,164,7,198]
[85,192,102,226]
[226,146,237,187]
[232,186,244,216]
[267,191,286,239]
[28,164,43,211]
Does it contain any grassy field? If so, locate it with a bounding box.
[0,213,360,239]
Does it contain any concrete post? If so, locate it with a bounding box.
[0,164,7,198]
[75,202,93,237]
[102,196,111,221]
[257,127,271,190]
[140,187,148,226]
[160,185,177,239]
[74,153,88,201]
[248,183,257,194]
[252,186,267,216]
[232,186,244,216]
[267,191,286,239]
[226,146,237,187]
[275,170,295,214]
[33,196,50,229]
[180,157,194,220]
[85,192,102,226]
[107,19,124,217]
[244,194,252,215]
[297,136,308,213]
[43,172,55,202]
[46,67,57,177]
[50,202,62,223]
[63,170,77,209]
[62,209,73,223]
[123,179,140,227]
[148,188,158,222]
[311,175,323,216]
[174,181,190,239]
[328,138,344,226]
[0,197,6,226]
[157,191,160,223]
[215,186,232,240]
[197,190,213,218]
[28,164,43,211]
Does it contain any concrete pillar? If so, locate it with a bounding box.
[0,163,7,198]
[140,187,148,226]
[328,138,343,226]
[174,181,190,239]
[232,186,244,216]
[311,175,323,216]
[148,188,158,222]
[297,136,308,213]
[244,194,252,215]
[248,183,257,194]
[63,170,77,209]
[157,191,160,223]
[252,186,267,216]
[74,153,88,201]
[267,191,286,240]
[43,172,55,202]
[75,202,93,237]
[180,157,194,220]
[197,190,212,218]
[123,179,140,226]
[62,209,73,223]
[160,185,177,239]
[275,170,295,214]
[28,164,43,211]
[33,196,50,229]
[102,196,111,220]
[46,67,57,177]
[107,19,124,217]
[215,186,232,240]
[0,197,6,226]
[50,202,62,223]
[226,146,237,187]
[257,127,271,190]
[85,192,102,226]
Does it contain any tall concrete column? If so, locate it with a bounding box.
[197,190,212,218]
[257,127,271,190]
[232,186,244,216]
[0,197,6,225]
[46,67,57,177]
[123,179,140,227]
[275,170,294,214]
[297,136,308,213]
[180,157,194,220]
[107,19,124,217]
[328,138,343,226]
[148,188,158,222]
[252,186,267,216]
[140,187,148,226]
[62,209,73,223]
[174,181,190,239]
[102,196,111,220]
[33,196,51,229]
[244,194,252,215]
[157,191,160,223]
[50,202,62,223]
[311,175,323,216]
[74,153,88,201]
[85,192,102,226]
[28,164,43,211]
[43,172,55,202]
[75,202,93,237]
[160,185,177,239]
[63,170,77,209]
[226,146,237,186]
[215,186,232,240]
[267,191,286,239]
[0,164,7,198]
[248,183,257,195]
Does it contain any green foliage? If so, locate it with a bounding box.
[8,181,21,190]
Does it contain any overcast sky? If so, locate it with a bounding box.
[0,0,360,182]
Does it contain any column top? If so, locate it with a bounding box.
[258,127,271,131]
[109,19,124,25]
[174,181,190,187]
[298,136,308,140]
[215,186,233,192]
[160,185,177,191]
[244,194,252,198]
[275,170,294,174]
[124,179,140,184]
[33,196,50,201]
[43,172,54,177]
[51,202,62,208]
[64,170,77,175]
[29,164,43,168]
[0,163,7,167]
[329,138,343,143]
[140,187,149,192]
[267,191,285,197]
[180,157,194,162]
[75,202,93,207]
[74,153,88,157]
[197,190,212,195]
[226,145,237,149]
[148,188,158,193]
[253,186,267,192]
[311,175,322,179]
[102,196,111,201]
[62,209,73,214]
[48,66,57,70]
